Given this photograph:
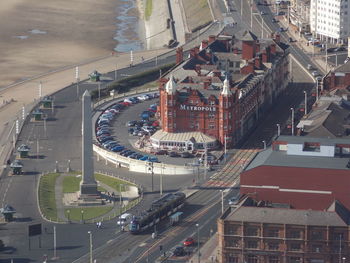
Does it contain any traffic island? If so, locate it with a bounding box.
[38,172,140,223]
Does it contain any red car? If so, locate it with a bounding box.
[121,101,131,106]
[152,121,159,127]
[183,237,196,247]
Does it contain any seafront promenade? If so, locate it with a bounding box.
[0,48,167,176]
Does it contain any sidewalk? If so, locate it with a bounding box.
[188,233,219,263]
[278,16,328,74]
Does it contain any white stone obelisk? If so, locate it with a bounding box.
[80,90,98,195]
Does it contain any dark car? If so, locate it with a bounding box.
[155,150,167,155]
[169,151,179,157]
[335,47,347,52]
[98,136,114,143]
[327,47,336,53]
[173,246,186,257]
[181,152,192,158]
[272,18,278,23]
[127,120,137,127]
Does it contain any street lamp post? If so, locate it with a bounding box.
[88,231,93,263]
[224,135,227,164]
[342,257,346,263]
[220,190,224,213]
[261,16,264,39]
[250,0,253,29]
[241,0,243,17]
[262,140,266,150]
[316,78,319,102]
[81,210,84,223]
[196,223,200,263]
[277,124,281,136]
[304,90,307,115]
[160,164,163,196]
[67,209,70,223]
[291,108,294,136]
[119,184,123,216]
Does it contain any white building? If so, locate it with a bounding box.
[310,0,350,44]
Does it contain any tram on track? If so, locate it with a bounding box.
[129,192,186,234]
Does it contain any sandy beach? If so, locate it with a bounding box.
[0,0,144,88]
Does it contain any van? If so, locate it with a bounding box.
[117,213,132,226]
[228,193,241,205]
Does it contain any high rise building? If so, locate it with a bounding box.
[310,0,350,44]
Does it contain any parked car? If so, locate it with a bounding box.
[183,237,196,247]
[181,152,192,158]
[335,47,347,52]
[111,145,125,152]
[139,155,150,161]
[98,136,114,143]
[228,194,241,205]
[272,18,278,23]
[173,246,186,257]
[148,156,159,163]
[127,120,137,127]
[307,64,313,70]
[169,151,179,157]
[155,150,167,155]
[260,11,266,15]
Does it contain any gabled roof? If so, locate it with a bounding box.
[240,30,258,41]
[334,60,350,73]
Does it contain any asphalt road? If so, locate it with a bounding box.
[0,1,321,262]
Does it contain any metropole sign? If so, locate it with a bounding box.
[179,105,216,111]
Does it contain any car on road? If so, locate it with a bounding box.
[229,194,241,205]
[173,246,186,257]
[312,70,319,76]
[326,47,336,53]
[272,18,278,23]
[260,11,266,15]
[279,27,286,32]
[307,64,313,70]
[288,37,294,43]
[183,237,196,247]
[117,213,132,226]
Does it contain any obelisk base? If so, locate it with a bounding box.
[80,182,98,195]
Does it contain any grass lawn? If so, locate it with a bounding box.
[95,173,133,192]
[38,173,60,221]
[64,206,113,221]
[62,176,81,193]
[145,0,153,21]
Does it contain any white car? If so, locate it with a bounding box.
[137,95,148,101]
[117,213,132,226]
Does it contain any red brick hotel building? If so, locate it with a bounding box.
[150,27,290,151]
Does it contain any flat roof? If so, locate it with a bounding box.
[276,135,350,145]
[246,148,350,170]
[225,206,347,226]
[151,130,216,143]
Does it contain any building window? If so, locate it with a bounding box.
[225,225,239,235]
[289,257,301,263]
[209,100,215,106]
[247,255,258,263]
[209,113,215,119]
[226,237,240,248]
[229,112,232,119]
[190,112,195,118]
[311,231,323,240]
[246,240,258,249]
[267,229,279,238]
[246,227,258,236]
[226,254,239,263]
[168,100,172,106]
[268,242,279,250]
[209,123,215,130]
[288,230,301,239]
[290,243,301,251]
[195,122,199,129]
[312,244,322,253]
[269,256,279,263]
[168,111,172,116]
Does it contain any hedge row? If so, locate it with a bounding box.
[90,63,175,100]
